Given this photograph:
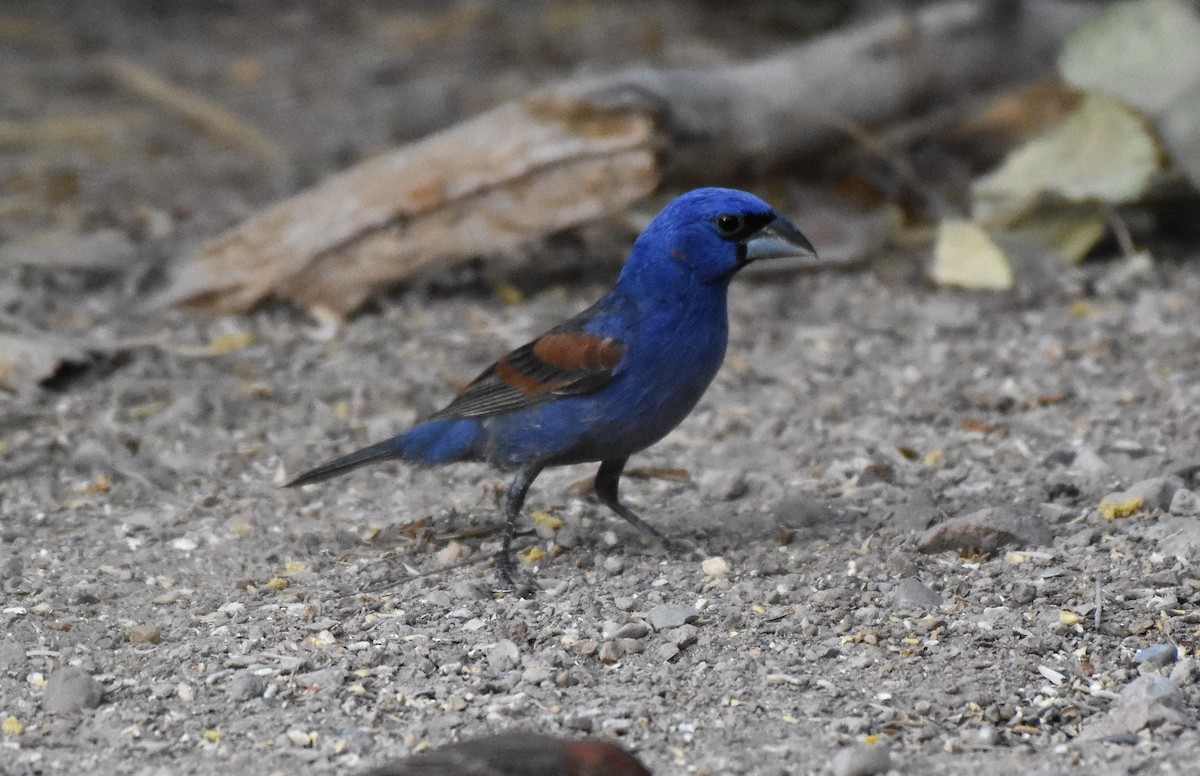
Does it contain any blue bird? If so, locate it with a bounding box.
[287,188,817,588]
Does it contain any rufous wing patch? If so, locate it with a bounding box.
[532,333,624,371]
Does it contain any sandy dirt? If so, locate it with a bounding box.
[1,3,1198,775]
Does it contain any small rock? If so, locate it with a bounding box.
[647,604,699,631]
[130,625,161,645]
[667,624,698,649]
[614,622,650,640]
[43,666,104,713]
[830,743,891,776]
[701,556,730,579]
[1169,658,1197,685]
[488,639,521,671]
[1146,517,1200,558]
[919,507,1051,553]
[893,577,943,609]
[563,713,595,732]
[520,662,553,685]
[699,469,748,501]
[773,493,849,536]
[602,556,625,574]
[286,728,315,747]
[296,668,343,692]
[1168,488,1200,516]
[598,641,622,664]
[0,639,26,671]
[1100,476,1181,519]
[1107,675,1186,733]
[227,671,264,702]
[1068,447,1112,482]
[1132,643,1177,670]
[451,581,488,600]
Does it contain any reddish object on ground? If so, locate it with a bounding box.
[358,732,652,776]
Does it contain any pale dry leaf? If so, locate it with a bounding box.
[972,93,1163,226]
[1059,0,1200,116]
[930,219,1014,291]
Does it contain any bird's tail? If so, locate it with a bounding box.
[285,418,483,488]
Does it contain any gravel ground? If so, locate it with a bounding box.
[2,3,1199,775]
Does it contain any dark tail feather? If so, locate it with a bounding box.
[284,439,400,487]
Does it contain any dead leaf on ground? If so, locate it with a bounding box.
[930,219,1013,291]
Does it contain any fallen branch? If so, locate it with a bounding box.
[162,0,1097,316]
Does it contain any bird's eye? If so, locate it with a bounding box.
[714,214,744,237]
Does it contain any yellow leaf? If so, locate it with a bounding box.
[266,576,289,590]
[520,547,545,565]
[203,729,221,743]
[493,281,524,306]
[531,511,562,531]
[1060,610,1082,626]
[2,716,24,735]
[205,331,254,355]
[931,220,1014,291]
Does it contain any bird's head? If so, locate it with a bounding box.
[620,187,817,290]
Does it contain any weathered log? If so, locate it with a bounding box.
[162,0,1097,316]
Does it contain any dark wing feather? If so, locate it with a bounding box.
[429,331,625,420]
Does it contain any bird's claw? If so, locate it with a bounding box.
[494,554,539,598]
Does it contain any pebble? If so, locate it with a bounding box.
[227,671,265,702]
[130,625,161,645]
[1100,476,1181,516]
[488,639,521,671]
[614,621,650,640]
[830,743,891,776]
[1068,447,1112,481]
[1169,488,1200,516]
[892,577,942,609]
[701,556,730,579]
[1107,675,1185,733]
[647,604,699,631]
[699,469,748,501]
[1169,658,1197,685]
[1132,643,1177,670]
[918,507,1051,553]
[43,666,105,713]
[296,668,343,692]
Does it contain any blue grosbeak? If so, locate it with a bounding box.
[357,732,651,776]
[287,188,816,588]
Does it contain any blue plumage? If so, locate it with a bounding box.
[287,187,817,588]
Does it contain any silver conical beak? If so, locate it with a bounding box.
[743,216,818,263]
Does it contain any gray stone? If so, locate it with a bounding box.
[43,666,104,713]
[919,507,1052,553]
[295,667,343,692]
[1132,643,1177,670]
[1068,447,1112,482]
[698,469,748,501]
[1109,675,1186,733]
[893,577,943,609]
[614,621,650,640]
[1169,488,1200,516]
[647,604,698,631]
[830,743,891,776]
[227,671,264,702]
[1101,476,1183,515]
[488,639,521,671]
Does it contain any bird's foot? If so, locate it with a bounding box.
[494,553,539,598]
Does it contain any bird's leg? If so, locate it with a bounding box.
[594,457,673,546]
[497,463,543,593]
